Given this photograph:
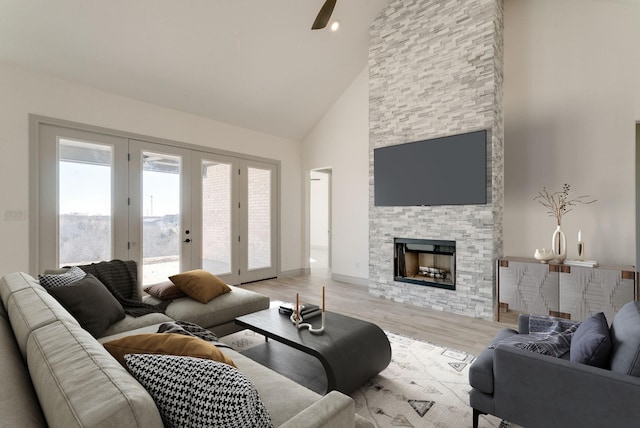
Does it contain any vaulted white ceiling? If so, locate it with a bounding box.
[0,0,388,140]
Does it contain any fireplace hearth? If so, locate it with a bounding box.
[394,238,456,290]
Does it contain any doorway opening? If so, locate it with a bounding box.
[310,169,332,275]
[636,122,640,271]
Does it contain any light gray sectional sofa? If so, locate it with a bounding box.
[0,271,370,428]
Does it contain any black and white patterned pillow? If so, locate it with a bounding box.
[38,266,86,288]
[125,354,273,428]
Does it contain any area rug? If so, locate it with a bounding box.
[220,330,512,428]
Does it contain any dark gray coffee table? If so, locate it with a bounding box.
[235,308,391,395]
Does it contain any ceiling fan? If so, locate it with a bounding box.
[311,0,337,30]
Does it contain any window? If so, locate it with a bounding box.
[33,118,279,285]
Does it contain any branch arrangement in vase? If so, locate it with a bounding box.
[533,183,596,225]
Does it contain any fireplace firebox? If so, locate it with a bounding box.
[394,238,456,290]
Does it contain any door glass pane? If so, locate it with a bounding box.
[59,139,112,267]
[247,167,271,270]
[202,160,232,275]
[142,151,181,285]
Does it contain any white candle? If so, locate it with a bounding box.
[578,229,582,242]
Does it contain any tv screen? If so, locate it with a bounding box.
[374,130,487,206]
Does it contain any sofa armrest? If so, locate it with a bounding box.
[517,313,530,334]
[493,344,640,428]
[279,391,355,428]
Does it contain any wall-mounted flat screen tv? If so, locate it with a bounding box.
[374,130,487,206]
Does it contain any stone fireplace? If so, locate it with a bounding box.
[368,0,504,320]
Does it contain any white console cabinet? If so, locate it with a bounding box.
[497,257,636,323]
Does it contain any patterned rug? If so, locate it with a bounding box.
[220,330,512,428]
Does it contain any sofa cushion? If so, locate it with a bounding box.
[0,304,47,428]
[610,301,640,376]
[99,313,175,338]
[1,272,45,309]
[169,269,231,303]
[570,312,611,367]
[46,273,126,338]
[38,266,86,288]
[159,285,269,331]
[226,349,328,427]
[125,353,273,428]
[469,327,518,394]
[103,333,236,368]
[7,286,79,357]
[144,280,186,300]
[27,320,164,428]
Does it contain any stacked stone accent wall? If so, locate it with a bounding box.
[368,0,504,319]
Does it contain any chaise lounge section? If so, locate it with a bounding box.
[42,260,271,338]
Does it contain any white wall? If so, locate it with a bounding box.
[0,61,303,277]
[503,0,640,266]
[302,66,370,281]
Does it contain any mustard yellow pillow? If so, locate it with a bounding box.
[103,333,236,368]
[169,269,231,303]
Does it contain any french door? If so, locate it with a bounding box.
[128,140,193,285]
[190,152,278,285]
[36,123,278,285]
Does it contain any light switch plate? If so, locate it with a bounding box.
[4,210,26,221]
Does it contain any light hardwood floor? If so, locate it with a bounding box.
[240,267,517,356]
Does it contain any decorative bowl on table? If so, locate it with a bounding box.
[534,248,555,263]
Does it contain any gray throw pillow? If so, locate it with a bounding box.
[125,354,273,428]
[46,273,125,337]
[570,312,611,368]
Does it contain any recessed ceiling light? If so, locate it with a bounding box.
[330,21,340,31]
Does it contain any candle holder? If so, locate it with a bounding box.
[289,286,326,334]
[577,229,585,261]
[577,241,585,261]
[290,311,325,334]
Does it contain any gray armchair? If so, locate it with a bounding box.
[469,301,640,428]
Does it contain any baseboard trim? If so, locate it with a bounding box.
[279,268,311,278]
[331,273,369,287]
[277,269,369,287]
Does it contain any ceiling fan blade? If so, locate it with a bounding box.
[312,0,337,30]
